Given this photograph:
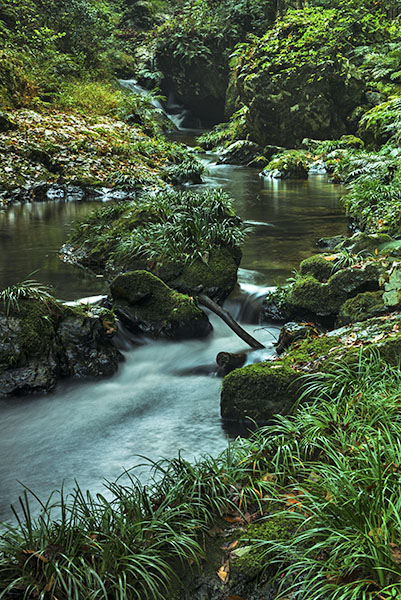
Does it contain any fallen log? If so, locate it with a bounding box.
[197,294,265,350]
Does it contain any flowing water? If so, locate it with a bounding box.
[0,138,349,522]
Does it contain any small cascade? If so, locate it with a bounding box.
[119,79,201,130]
[118,78,164,111]
[224,268,276,324]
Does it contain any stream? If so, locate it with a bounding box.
[0,135,348,522]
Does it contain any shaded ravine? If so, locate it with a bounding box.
[0,150,348,522]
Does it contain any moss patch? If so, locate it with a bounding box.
[299,254,334,282]
[110,270,203,322]
[337,291,385,326]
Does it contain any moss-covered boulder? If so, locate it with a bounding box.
[62,189,244,303]
[221,362,302,422]
[110,271,211,339]
[221,312,401,422]
[261,150,310,179]
[0,295,121,396]
[299,254,335,282]
[217,140,265,166]
[262,256,384,323]
[336,291,386,326]
[288,263,382,318]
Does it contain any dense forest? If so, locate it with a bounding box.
[3,1,401,599]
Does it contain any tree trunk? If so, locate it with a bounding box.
[197,294,265,350]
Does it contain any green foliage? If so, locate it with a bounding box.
[70,189,245,268]
[0,279,53,315]
[196,106,248,150]
[154,0,276,69]
[231,4,389,82]
[359,96,401,145]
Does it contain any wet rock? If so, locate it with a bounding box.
[0,298,121,397]
[275,321,318,354]
[316,235,346,250]
[216,351,246,376]
[110,270,212,340]
[217,140,264,166]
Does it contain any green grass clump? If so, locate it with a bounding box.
[69,188,245,269]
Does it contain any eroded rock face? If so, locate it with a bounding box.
[110,270,212,340]
[0,298,121,396]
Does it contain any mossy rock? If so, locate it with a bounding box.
[299,254,334,282]
[110,270,212,340]
[221,312,401,423]
[0,296,121,396]
[217,140,264,166]
[232,512,296,580]
[169,246,241,303]
[221,362,302,422]
[287,263,382,319]
[287,275,342,317]
[383,266,401,309]
[262,150,309,179]
[336,291,386,326]
[335,232,393,256]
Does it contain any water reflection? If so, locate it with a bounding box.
[0,199,106,301]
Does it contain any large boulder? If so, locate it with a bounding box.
[262,255,384,324]
[231,8,368,148]
[217,140,265,166]
[0,297,121,396]
[110,270,212,339]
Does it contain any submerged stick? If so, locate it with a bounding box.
[197,294,265,350]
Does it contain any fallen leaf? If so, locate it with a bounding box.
[22,549,49,563]
[223,515,242,523]
[227,540,239,551]
[217,560,230,584]
[323,255,337,261]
